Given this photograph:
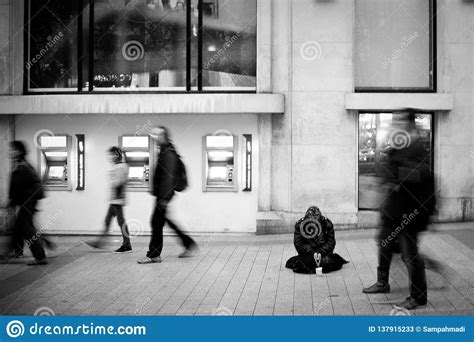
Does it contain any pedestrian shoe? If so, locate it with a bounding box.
[362,282,391,294]
[178,248,197,258]
[27,258,48,266]
[398,297,426,310]
[113,246,133,254]
[137,256,161,264]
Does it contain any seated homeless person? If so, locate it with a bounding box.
[286,206,348,274]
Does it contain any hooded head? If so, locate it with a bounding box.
[10,141,27,161]
[304,206,322,221]
[296,206,325,240]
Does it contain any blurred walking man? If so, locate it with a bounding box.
[138,126,197,264]
[5,141,47,266]
[363,110,435,310]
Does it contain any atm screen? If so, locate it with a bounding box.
[48,166,64,180]
[208,166,227,180]
[129,167,145,180]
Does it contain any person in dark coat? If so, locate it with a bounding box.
[4,141,47,265]
[363,111,434,310]
[286,206,348,274]
[137,126,197,264]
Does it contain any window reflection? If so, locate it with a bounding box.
[27,0,78,90]
[202,0,257,89]
[93,0,187,89]
[358,113,433,209]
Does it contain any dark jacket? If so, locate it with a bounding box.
[381,134,435,230]
[9,161,44,208]
[153,143,179,201]
[294,217,336,257]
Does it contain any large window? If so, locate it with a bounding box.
[25,0,257,93]
[358,112,433,210]
[355,0,435,91]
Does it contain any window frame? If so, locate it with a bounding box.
[24,0,257,94]
[357,111,435,211]
[354,0,437,93]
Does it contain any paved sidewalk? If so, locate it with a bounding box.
[0,222,473,316]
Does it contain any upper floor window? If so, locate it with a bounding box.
[25,0,257,93]
[355,0,435,92]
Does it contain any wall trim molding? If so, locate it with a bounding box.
[345,93,453,111]
[0,94,285,115]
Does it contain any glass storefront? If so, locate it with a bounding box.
[358,112,433,210]
[26,0,256,92]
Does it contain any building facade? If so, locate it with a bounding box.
[0,0,472,235]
